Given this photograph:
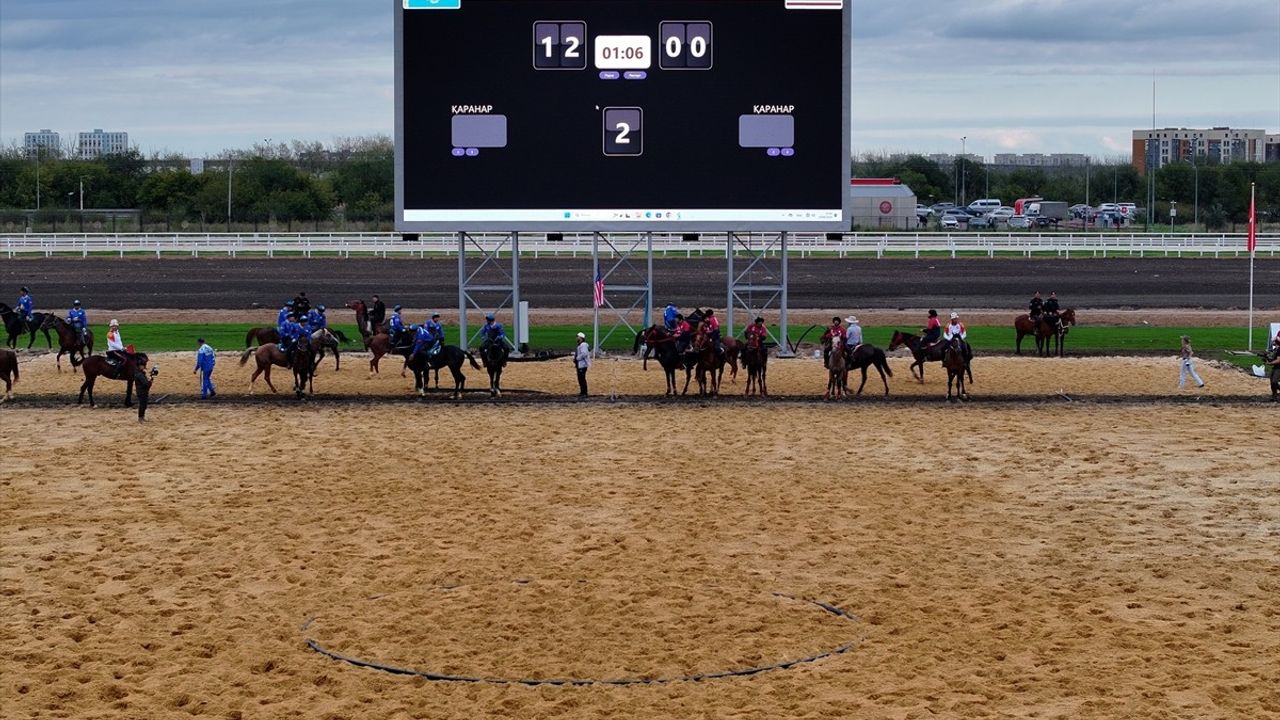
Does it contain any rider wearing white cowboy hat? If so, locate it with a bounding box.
[844,315,863,348]
[106,319,126,364]
[944,312,967,348]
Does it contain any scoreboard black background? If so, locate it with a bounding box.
[396,0,851,231]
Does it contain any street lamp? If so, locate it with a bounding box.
[227,160,234,233]
[1191,158,1199,228]
[960,136,967,207]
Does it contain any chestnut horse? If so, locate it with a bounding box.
[824,336,846,400]
[741,340,769,396]
[239,340,314,396]
[78,352,151,408]
[943,342,968,402]
[0,348,17,402]
[1014,308,1077,357]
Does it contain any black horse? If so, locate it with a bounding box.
[291,339,317,399]
[0,303,53,350]
[842,343,894,396]
[479,341,509,397]
[637,326,683,395]
[408,345,482,399]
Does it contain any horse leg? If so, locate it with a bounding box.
[856,366,869,395]
[450,364,465,399]
[263,364,279,394]
[682,367,693,395]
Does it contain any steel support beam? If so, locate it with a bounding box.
[726,231,793,357]
[457,231,521,352]
[591,231,653,357]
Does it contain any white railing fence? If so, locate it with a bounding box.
[3,231,1277,259]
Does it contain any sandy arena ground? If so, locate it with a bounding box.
[1,399,1277,720]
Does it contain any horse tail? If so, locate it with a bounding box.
[876,348,893,377]
[465,351,481,370]
[239,347,256,366]
[331,329,350,344]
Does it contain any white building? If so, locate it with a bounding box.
[77,129,130,159]
[992,153,1090,167]
[850,179,917,230]
[24,129,61,156]
[1132,127,1266,173]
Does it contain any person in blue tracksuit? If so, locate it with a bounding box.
[16,287,34,327]
[194,337,216,398]
[307,305,327,331]
[66,300,88,343]
[479,313,506,351]
[411,323,436,358]
[277,301,294,333]
[663,303,679,331]
[423,313,445,355]
[279,314,302,359]
[388,305,406,345]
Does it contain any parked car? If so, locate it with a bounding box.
[968,214,998,229]
[940,215,960,229]
[1007,215,1032,229]
[931,202,956,214]
[1096,203,1120,215]
[1069,204,1092,219]
[988,207,1015,222]
[967,199,1002,214]
[916,204,935,219]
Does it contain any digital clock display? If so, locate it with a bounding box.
[397,0,852,231]
[594,35,651,69]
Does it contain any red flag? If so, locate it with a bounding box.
[1247,186,1257,253]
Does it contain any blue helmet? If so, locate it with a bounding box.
[485,313,496,321]
[393,304,403,312]
[73,299,81,306]
[317,305,325,312]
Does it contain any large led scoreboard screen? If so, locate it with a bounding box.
[395,0,851,231]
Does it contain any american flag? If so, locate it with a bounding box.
[593,269,605,308]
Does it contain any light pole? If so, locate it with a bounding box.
[1191,158,1199,229]
[226,160,234,233]
[960,136,967,207]
[34,147,42,211]
[79,176,85,212]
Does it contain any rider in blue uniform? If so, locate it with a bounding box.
[16,287,35,329]
[663,303,679,331]
[423,313,445,355]
[279,313,301,360]
[66,300,88,344]
[307,305,327,331]
[277,300,294,334]
[479,313,506,351]
[411,323,435,358]
[388,305,406,346]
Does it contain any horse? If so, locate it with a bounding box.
[245,327,279,348]
[824,336,847,400]
[43,315,93,372]
[0,303,53,350]
[239,341,312,395]
[686,328,724,396]
[311,328,350,371]
[408,345,481,399]
[1014,309,1077,357]
[842,343,894,396]
[364,332,414,376]
[0,349,17,403]
[888,330,972,385]
[636,326,683,396]
[290,340,317,399]
[1261,343,1280,401]
[720,337,741,384]
[943,342,968,402]
[479,341,509,397]
[78,351,151,408]
[346,299,388,340]
[741,339,769,396]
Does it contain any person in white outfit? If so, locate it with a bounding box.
[1178,335,1205,389]
[574,332,591,397]
[105,319,126,364]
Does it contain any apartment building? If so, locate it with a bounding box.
[1131,127,1266,173]
[77,129,130,159]
[23,129,61,155]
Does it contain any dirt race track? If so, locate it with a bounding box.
[2,352,1278,719]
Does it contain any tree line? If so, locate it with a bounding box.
[854,154,1280,230]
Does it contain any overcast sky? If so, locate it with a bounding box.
[2,0,1277,159]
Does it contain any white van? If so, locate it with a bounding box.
[967,199,1002,214]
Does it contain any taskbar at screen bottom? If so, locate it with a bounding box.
[399,208,847,231]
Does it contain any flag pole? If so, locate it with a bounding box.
[1248,182,1255,352]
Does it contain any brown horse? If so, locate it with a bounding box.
[943,342,968,402]
[685,328,723,396]
[843,343,894,396]
[245,327,279,348]
[720,337,741,384]
[889,330,972,385]
[0,349,17,403]
[78,351,151,408]
[346,299,388,340]
[741,340,768,396]
[239,342,312,395]
[824,336,847,400]
[43,316,93,373]
[364,332,414,376]
[1014,308,1077,357]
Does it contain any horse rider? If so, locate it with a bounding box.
[105,319,126,367]
[279,313,303,364]
[411,322,435,359]
[293,291,311,316]
[388,305,407,346]
[307,304,327,332]
[16,287,34,331]
[1043,291,1061,330]
[1028,291,1043,324]
[820,316,846,368]
[423,313,445,356]
[845,315,863,352]
[943,312,968,353]
[672,313,693,353]
[921,309,942,348]
[369,294,387,334]
[479,313,506,352]
[277,300,294,334]
[701,308,724,358]
[663,303,680,331]
[67,300,88,345]
[744,316,768,351]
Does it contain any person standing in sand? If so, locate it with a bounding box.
[194,338,216,399]
[1178,335,1205,389]
[574,332,591,397]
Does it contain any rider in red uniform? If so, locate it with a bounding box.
[922,309,942,348]
[820,316,846,368]
[672,314,693,353]
[744,316,768,349]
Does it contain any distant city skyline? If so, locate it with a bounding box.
[2,0,1277,157]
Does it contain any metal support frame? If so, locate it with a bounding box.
[591,232,654,357]
[457,231,520,352]
[726,231,793,357]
